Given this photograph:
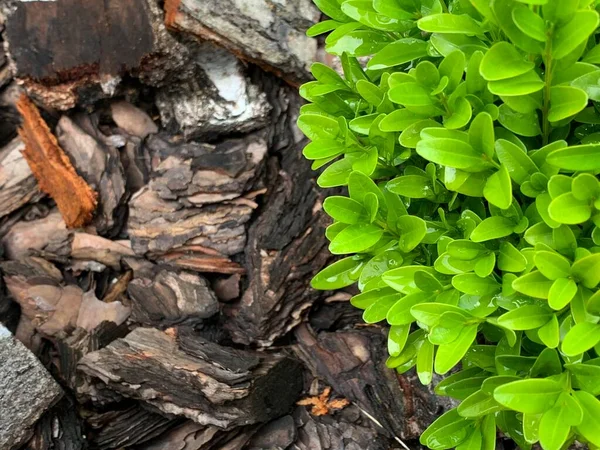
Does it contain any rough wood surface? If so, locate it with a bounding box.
[16,95,98,228]
[224,88,331,346]
[294,324,450,442]
[155,43,271,139]
[127,266,219,326]
[0,324,63,450]
[24,397,86,450]
[0,137,42,219]
[164,0,319,84]
[56,113,128,235]
[4,0,190,109]
[78,327,304,429]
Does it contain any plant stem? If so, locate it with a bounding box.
[542,29,554,146]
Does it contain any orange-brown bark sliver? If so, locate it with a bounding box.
[16,94,97,228]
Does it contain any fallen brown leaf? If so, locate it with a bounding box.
[297,387,350,416]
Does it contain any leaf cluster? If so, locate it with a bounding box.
[300,0,600,449]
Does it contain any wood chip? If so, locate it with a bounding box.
[16,95,97,228]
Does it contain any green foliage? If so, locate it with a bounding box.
[301,0,600,449]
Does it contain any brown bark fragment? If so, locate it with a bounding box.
[16,95,97,228]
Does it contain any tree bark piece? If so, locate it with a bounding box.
[0,324,63,450]
[224,89,331,346]
[85,404,182,450]
[127,267,219,326]
[164,0,319,84]
[78,327,304,429]
[127,132,268,260]
[16,95,97,228]
[293,324,449,442]
[56,113,128,235]
[155,43,271,139]
[24,397,86,450]
[4,0,191,110]
[0,136,42,219]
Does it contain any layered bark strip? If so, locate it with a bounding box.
[163,0,319,84]
[16,94,97,227]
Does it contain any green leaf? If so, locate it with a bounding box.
[311,256,364,290]
[420,408,473,449]
[498,242,527,272]
[313,0,350,22]
[495,139,539,186]
[548,193,592,225]
[480,42,535,81]
[429,312,468,345]
[552,10,600,60]
[512,271,553,299]
[548,86,588,122]
[470,216,516,242]
[444,97,472,130]
[306,20,341,37]
[484,165,513,210]
[498,104,541,137]
[498,304,553,330]
[457,390,502,418]
[512,5,546,42]
[348,171,386,205]
[363,294,400,323]
[488,71,545,97]
[492,0,544,54]
[548,278,577,310]
[399,119,441,148]
[469,112,495,159]
[323,196,366,224]
[387,291,433,325]
[383,265,436,294]
[379,109,430,132]
[573,390,600,446]
[363,192,379,223]
[571,69,600,102]
[538,402,572,450]
[359,250,404,289]
[418,13,484,35]
[351,287,400,309]
[298,114,340,140]
[435,324,478,374]
[452,274,500,296]
[565,362,600,395]
[388,82,432,106]
[318,157,353,187]
[387,175,434,199]
[367,38,429,70]
[547,144,600,171]
[562,322,600,356]
[538,314,560,349]
[326,29,393,57]
[303,139,345,160]
[493,379,562,414]
[416,138,490,170]
[329,223,384,254]
[397,215,427,252]
[456,428,483,450]
[534,251,571,280]
[388,323,411,356]
[417,339,435,384]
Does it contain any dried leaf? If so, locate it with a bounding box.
[297,387,350,416]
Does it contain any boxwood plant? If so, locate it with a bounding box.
[299,1,600,449]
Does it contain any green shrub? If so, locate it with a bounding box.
[298,1,600,449]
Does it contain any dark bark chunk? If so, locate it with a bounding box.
[78,327,304,429]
